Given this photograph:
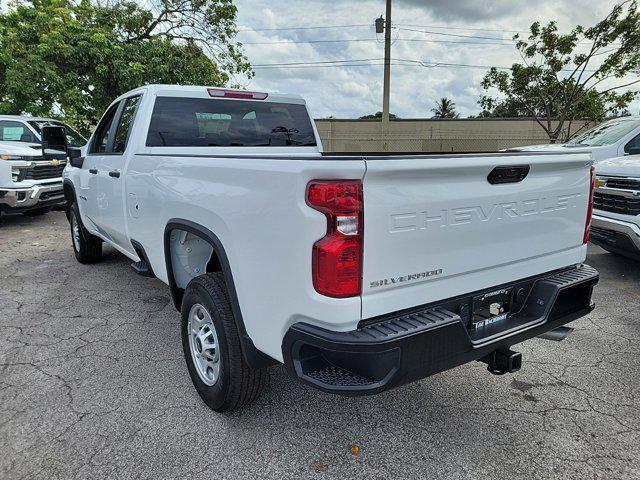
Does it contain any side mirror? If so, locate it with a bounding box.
[68,147,84,168]
[41,125,68,160]
[627,147,640,156]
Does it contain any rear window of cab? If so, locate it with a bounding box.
[146,97,317,147]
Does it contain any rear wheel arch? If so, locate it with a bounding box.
[163,219,276,369]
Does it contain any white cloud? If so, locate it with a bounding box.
[236,0,640,118]
[397,0,528,22]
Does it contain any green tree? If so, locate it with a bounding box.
[480,1,640,143]
[477,98,538,118]
[0,0,250,134]
[359,111,399,120]
[431,98,459,119]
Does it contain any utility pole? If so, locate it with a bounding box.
[382,0,392,151]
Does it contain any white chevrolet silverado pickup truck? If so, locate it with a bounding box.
[589,153,640,260]
[61,85,599,412]
[0,115,86,216]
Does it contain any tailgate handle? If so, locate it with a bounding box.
[488,165,530,184]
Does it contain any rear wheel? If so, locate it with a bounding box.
[181,272,267,412]
[69,202,102,264]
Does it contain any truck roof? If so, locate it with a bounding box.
[0,115,59,122]
[114,84,306,106]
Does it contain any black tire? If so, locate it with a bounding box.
[69,201,102,264]
[181,272,267,412]
[22,206,52,217]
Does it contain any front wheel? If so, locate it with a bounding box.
[181,272,267,412]
[69,202,102,264]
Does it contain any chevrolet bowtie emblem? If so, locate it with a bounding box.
[594,178,606,188]
[50,159,61,166]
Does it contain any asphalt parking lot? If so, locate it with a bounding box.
[1,211,639,479]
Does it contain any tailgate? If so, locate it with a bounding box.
[361,153,592,319]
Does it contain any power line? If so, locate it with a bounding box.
[237,22,528,35]
[251,58,604,73]
[253,58,383,66]
[395,22,526,34]
[398,37,512,46]
[397,26,620,46]
[237,24,370,32]
[241,37,517,46]
[243,38,375,45]
[238,22,620,46]
[398,27,512,41]
[240,31,612,48]
[253,63,388,69]
[251,60,499,70]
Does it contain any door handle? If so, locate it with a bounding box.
[109,170,121,178]
[89,168,98,174]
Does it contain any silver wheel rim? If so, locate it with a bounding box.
[188,303,220,386]
[71,212,81,252]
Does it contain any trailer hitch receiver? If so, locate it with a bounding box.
[481,348,522,375]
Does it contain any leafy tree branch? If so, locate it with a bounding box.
[480,1,639,142]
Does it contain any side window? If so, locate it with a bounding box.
[624,133,640,154]
[89,103,119,154]
[112,96,141,153]
[0,121,34,142]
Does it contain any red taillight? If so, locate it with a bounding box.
[207,88,268,100]
[584,165,596,244]
[307,180,363,298]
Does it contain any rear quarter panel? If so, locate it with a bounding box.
[125,153,365,362]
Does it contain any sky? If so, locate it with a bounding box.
[234,0,640,119]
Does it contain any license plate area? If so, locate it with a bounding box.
[471,288,513,329]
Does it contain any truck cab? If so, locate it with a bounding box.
[0,115,86,216]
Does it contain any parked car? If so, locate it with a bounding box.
[0,115,86,216]
[62,85,599,412]
[589,153,640,260]
[506,116,640,162]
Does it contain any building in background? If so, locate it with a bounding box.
[315,118,594,152]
